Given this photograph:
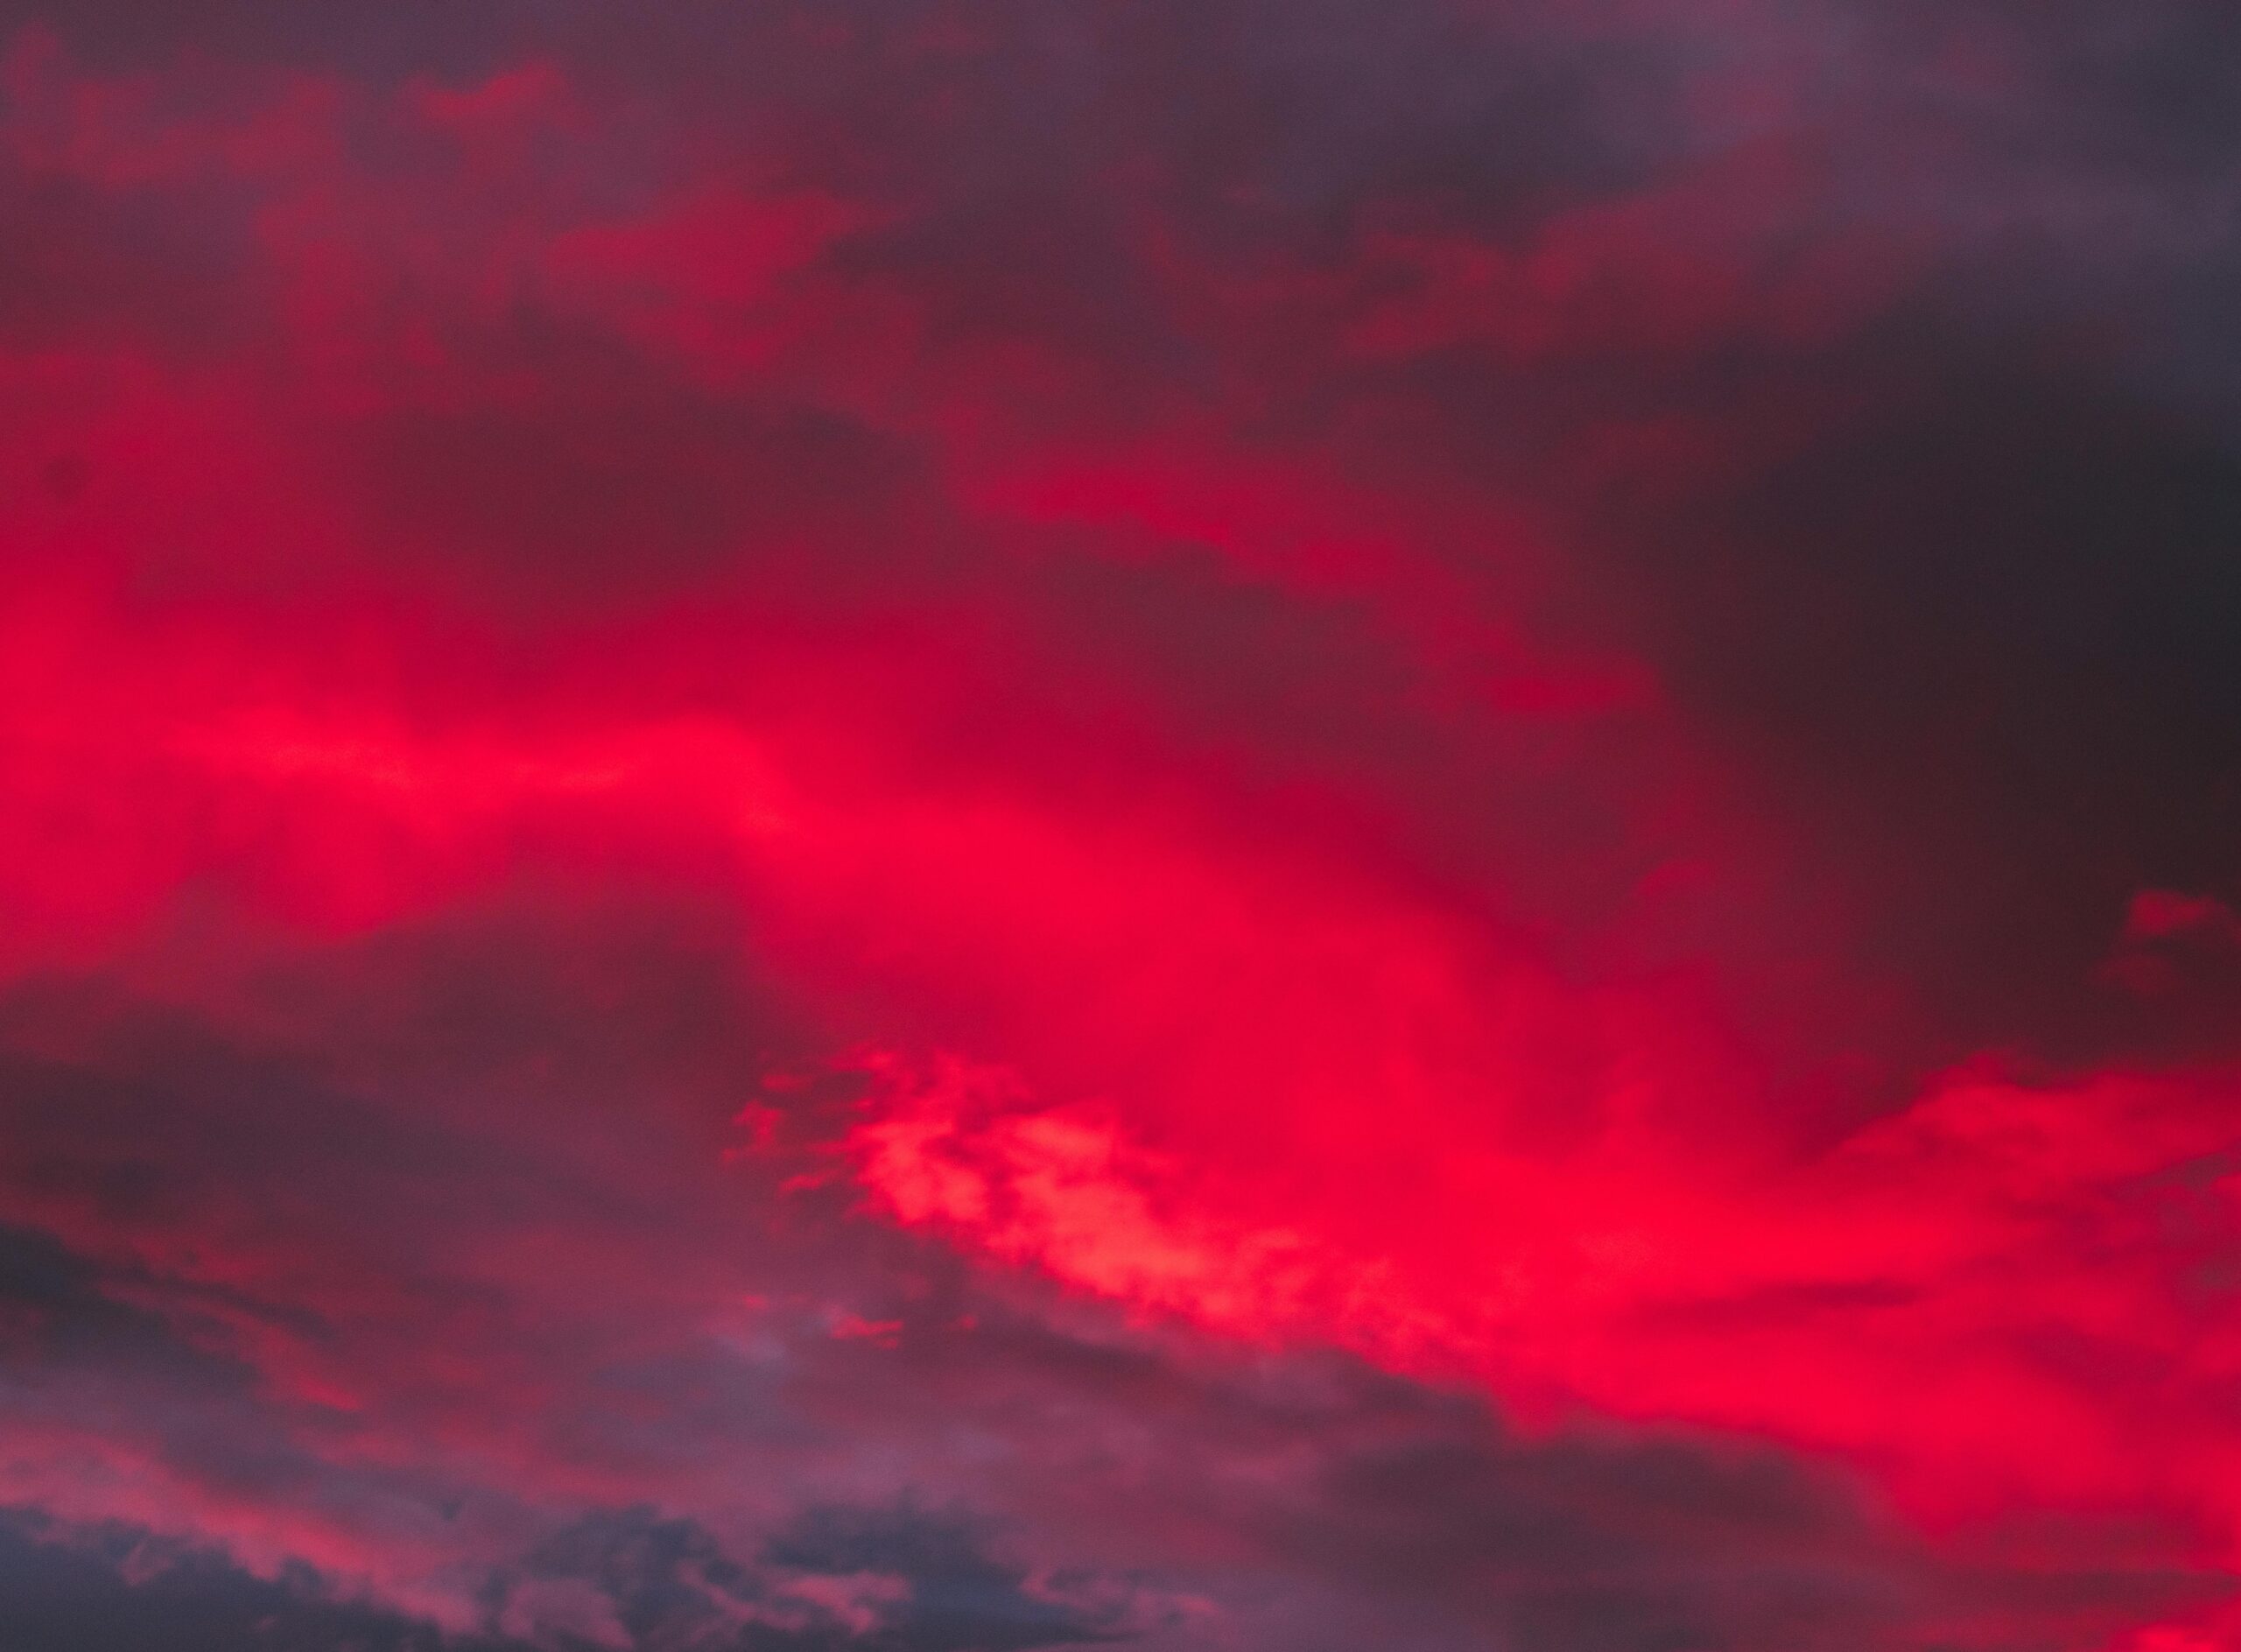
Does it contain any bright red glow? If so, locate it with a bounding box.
[3,15,2238,1652]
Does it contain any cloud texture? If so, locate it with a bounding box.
[2,3,2240,1648]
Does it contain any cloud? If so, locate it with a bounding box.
[0,1511,460,1652]
[4,903,2163,1651]
[2,3,2240,1648]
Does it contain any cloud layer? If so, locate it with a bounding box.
[3,4,2240,1648]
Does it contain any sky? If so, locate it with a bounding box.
[1,3,2239,1648]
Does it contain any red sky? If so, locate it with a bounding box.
[4,4,2241,1650]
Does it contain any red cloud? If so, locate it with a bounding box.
[4,11,2241,1650]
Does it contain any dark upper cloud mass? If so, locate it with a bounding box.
[3,3,2241,1650]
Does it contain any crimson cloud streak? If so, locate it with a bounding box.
[3,3,2241,1649]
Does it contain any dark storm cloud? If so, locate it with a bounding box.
[1268,1417,1893,1651]
[0,1512,465,1652]
[1878,0,2241,183]
[1645,322,2241,1053]
[1449,165,2241,1083]
[0,1221,269,1394]
[513,1502,1123,1652]
[0,1498,1127,1652]
[830,1316,1921,1652]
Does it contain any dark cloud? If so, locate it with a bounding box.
[512,1502,1123,1652]
[0,0,548,81]
[1271,1424,1893,1651]
[0,1513,464,1652]
[0,1221,265,1394]
[1553,289,2241,1085]
[0,165,264,356]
